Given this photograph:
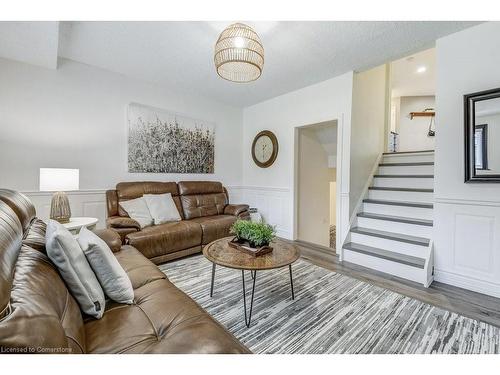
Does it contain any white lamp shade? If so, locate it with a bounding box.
[39,168,79,192]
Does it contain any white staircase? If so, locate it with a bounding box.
[342,150,434,287]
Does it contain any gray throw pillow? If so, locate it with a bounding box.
[143,193,181,225]
[77,227,134,304]
[45,220,105,319]
[119,197,153,229]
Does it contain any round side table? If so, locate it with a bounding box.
[62,217,99,235]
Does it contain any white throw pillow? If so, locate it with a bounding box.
[77,227,134,305]
[45,220,106,319]
[143,193,182,225]
[119,197,153,229]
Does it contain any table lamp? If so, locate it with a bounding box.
[39,168,79,223]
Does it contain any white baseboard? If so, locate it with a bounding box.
[434,268,500,298]
[276,229,292,240]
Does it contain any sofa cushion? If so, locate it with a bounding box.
[177,181,224,196]
[93,229,123,253]
[22,218,47,252]
[0,245,86,353]
[143,193,181,225]
[189,215,237,244]
[84,278,249,354]
[180,194,227,220]
[0,189,36,232]
[0,193,85,354]
[126,221,202,261]
[178,181,228,219]
[224,204,250,217]
[0,201,23,319]
[119,197,153,229]
[106,216,141,230]
[113,245,167,289]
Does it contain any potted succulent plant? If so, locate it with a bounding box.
[230,220,276,248]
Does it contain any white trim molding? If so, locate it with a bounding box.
[22,189,107,196]
[434,268,500,299]
[23,190,107,229]
[237,185,292,239]
[434,196,500,207]
[433,198,500,298]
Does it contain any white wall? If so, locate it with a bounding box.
[434,22,500,297]
[349,65,387,217]
[297,127,335,247]
[241,72,354,241]
[0,57,245,224]
[397,96,436,151]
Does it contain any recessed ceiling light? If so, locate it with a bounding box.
[417,66,427,73]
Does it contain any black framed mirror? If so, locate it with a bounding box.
[464,87,500,182]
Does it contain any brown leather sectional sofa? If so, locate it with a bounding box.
[0,189,249,353]
[106,181,250,264]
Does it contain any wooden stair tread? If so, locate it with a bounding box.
[351,226,430,246]
[383,150,434,155]
[363,199,433,209]
[357,212,433,226]
[379,162,434,166]
[374,174,434,178]
[369,187,433,193]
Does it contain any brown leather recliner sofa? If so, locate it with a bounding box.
[0,189,249,354]
[106,181,250,264]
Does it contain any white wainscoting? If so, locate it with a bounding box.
[231,186,292,239]
[433,197,500,298]
[23,186,280,233]
[23,190,108,229]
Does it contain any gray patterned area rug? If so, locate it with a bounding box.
[159,256,499,354]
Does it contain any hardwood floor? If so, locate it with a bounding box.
[293,240,500,328]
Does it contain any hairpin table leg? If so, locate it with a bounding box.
[242,270,257,327]
[210,263,216,297]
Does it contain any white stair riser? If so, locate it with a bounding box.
[363,202,433,220]
[372,177,433,189]
[382,154,434,163]
[343,249,427,284]
[350,232,428,258]
[357,216,433,238]
[378,165,434,175]
[368,189,433,203]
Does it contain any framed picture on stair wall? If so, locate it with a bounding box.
[127,103,215,173]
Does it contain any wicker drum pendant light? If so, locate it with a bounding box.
[214,23,264,83]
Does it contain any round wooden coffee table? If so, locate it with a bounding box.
[203,237,300,327]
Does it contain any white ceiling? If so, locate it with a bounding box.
[1,21,479,107]
[304,121,338,157]
[0,21,59,69]
[391,47,436,98]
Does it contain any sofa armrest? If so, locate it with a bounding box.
[106,216,141,230]
[94,229,122,253]
[224,204,250,218]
